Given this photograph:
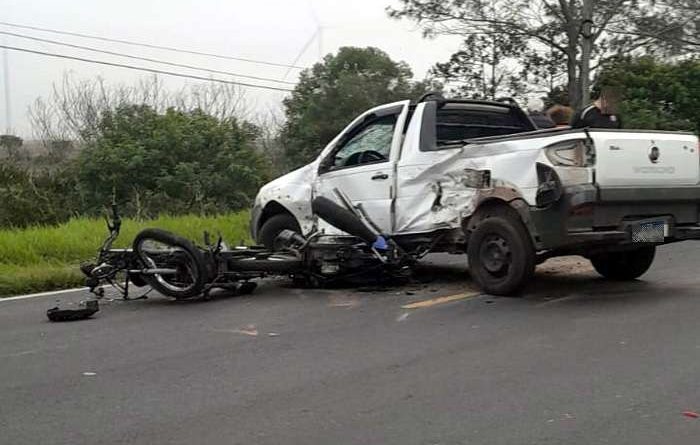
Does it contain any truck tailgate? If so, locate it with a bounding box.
[593,131,699,187]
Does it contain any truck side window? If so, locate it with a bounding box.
[330,114,397,169]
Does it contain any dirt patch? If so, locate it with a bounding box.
[538,256,594,276]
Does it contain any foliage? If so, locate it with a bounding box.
[389,0,700,109]
[433,33,529,100]
[597,57,700,133]
[0,162,81,228]
[77,105,270,218]
[29,74,249,144]
[0,211,251,296]
[281,47,436,168]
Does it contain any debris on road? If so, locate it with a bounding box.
[46,300,99,322]
[328,295,360,308]
[682,411,699,419]
[234,325,259,337]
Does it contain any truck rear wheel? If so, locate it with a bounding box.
[590,246,656,280]
[467,209,535,296]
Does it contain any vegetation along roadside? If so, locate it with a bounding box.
[0,212,251,297]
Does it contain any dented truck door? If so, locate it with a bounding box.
[314,101,410,234]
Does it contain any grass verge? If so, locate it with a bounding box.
[0,211,251,297]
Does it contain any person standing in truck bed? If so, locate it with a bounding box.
[571,87,623,129]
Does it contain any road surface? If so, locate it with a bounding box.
[2,243,700,444]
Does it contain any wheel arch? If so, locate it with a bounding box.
[256,201,301,239]
[462,196,540,249]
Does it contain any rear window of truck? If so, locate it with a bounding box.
[419,101,534,151]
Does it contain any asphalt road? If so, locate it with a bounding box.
[2,243,700,445]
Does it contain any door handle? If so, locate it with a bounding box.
[371,173,389,180]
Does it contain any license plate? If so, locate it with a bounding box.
[632,220,666,243]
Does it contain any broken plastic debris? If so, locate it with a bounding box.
[683,411,699,418]
[82,372,97,376]
[47,300,99,322]
[267,332,280,337]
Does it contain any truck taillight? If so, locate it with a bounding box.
[544,139,594,167]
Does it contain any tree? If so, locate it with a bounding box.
[432,32,529,100]
[78,105,270,218]
[281,47,436,168]
[389,0,700,109]
[596,57,700,133]
[29,74,249,145]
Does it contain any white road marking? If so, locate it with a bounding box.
[0,287,90,302]
[0,349,38,359]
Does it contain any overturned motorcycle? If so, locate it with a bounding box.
[79,196,413,303]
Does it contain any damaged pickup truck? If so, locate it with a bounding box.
[251,94,700,295]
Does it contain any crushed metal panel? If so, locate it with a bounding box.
[394,143,542,234]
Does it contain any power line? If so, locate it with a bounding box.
[0,44,294,92]
[0,21,306,70]
[0,30,296,85]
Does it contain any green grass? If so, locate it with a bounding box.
[0,211,251,297]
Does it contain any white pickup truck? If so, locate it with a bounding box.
[251,95,700,294]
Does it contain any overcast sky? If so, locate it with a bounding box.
[0,0,462,137]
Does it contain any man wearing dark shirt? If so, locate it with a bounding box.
[571,87,623,129]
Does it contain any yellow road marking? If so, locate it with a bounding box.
[401,291,481,309]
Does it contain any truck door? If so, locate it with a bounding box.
[314,101,410,234]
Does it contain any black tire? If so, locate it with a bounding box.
[466,208,535,296]
[258,213,301,250]
[133,228,207,299]
[590,246,656,280]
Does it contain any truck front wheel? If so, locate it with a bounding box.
[590,246,656,280]
[258,213,301,250]
[467,211,535,296]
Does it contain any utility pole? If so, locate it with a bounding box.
[2,44,11,134]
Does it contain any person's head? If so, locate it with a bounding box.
[546,105,574,126]
[595,86,622,115]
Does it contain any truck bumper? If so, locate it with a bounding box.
[530,184,700,252]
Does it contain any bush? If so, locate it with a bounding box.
[598,57,700,133]
[78,105,270,218]
[0,162,81,228]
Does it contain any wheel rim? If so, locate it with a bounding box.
[479,234,512,278]
[138,239,198,294]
